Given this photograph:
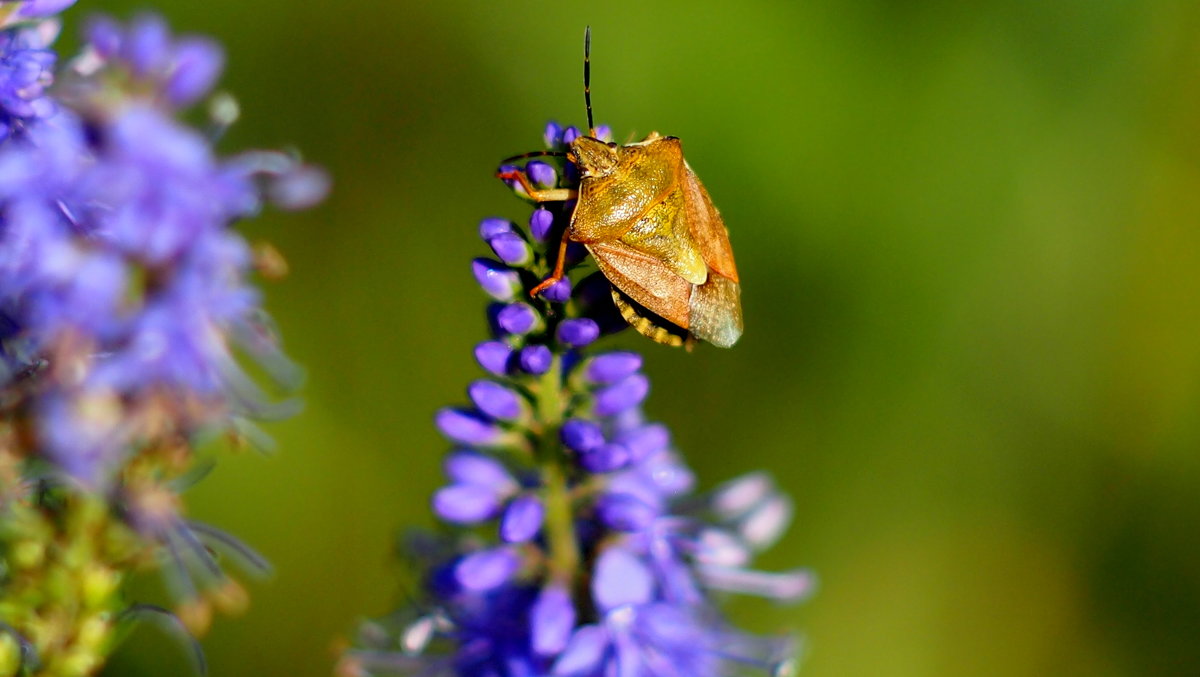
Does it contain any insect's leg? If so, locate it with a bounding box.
[496,168,577,203]
[529,232,571,297]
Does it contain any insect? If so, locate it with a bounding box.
[496,28,742,349]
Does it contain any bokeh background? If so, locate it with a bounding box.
[79,0,1200,675]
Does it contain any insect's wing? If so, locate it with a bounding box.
[688,274,742,348]
[586,240,691,330]
[681,162,743,347]
[682,161,738,282]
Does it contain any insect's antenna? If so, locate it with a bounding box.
[501,150,568,163]
[584,26,595,136]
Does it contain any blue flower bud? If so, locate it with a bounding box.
[556,318,599,348]
[592,547,654,610]
[454,547,519,592]
[585,352,642,385]
[562,126,581,145]
[594,124,613,142]
[578,442,630,473]
[553,626,609,675]
[434,408,502,446]
[433,484,500,524]
[539,277,572,303]
[468,380,524,421]
[500,494,544,543]
[529,208,555,242]
[531,584,576,656]
[443,450,516,492]
[497,302,541,335]
[615,423,669,462]
[596,492,657,532]
[487,232,533,266]
[560,419,604,453]
[479,217,515,240]
[471,258,521,301]
[474,340,513,377]
[165,37,224,106]
[594,373,649,416]
[527,161,557,189]
[543,121,563,148]
[518,345,552,375]
[124,13,171,76]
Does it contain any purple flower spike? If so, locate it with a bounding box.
[562,126,581,145]
[433,484,500,524]
[539,277,572,304]
[519,344,552,375]
[594,373,650,416]
[434,408,502,446]
[474,340,512,376]
[500,494,544,543]
[531,584,576,656]
[592,547,654,610]
[557,318,599,348]
[497,302,540,335]
[585,352,642,385]
[468,380,525,422]
[529,208,555,242]
[472,258,521,302]
[579,442,630,473]
[527,161,557,188]
[165,37,223,106]
[479,217,515,240]
[596,492,658,532]
[560,419,604,453]
[455,547,520,592]
[487,231,532,266]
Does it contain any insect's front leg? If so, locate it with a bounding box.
[495,168,578,203]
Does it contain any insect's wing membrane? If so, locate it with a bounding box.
[587,240,691,330]
[689,274,743,348]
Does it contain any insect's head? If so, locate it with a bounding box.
[568,136,619,178]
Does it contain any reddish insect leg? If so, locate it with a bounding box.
[495,169,577,203]
[529,231,571,297]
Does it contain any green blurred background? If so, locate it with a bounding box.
[81,0,1200,675]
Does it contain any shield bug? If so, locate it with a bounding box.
[496,28,742,349]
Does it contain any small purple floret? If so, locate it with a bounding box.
[562,126,581,145]
[500,494,544,543]
[433,484,500,524]
[596,492,658,532]
[455,547,519,592]
[594,373,650,416]
[615,423,670,462]
[556,318,599,348]
[592,547,654,610]
[539,277,571,304]
[529,208,554,242]
[435,408,501,446]
[487,232,532,266]
[585,352,642,384]
[474,340,512,377]
[578,442,630,473]
[527,160,557,188]
[519,345,552,375]
[468,380,524,421]
[497,303,539,335]
[443,449,515,491]
[479,217,515,240]
[560,419,604,453]
[531,584,576,656]
[471,258,521,302]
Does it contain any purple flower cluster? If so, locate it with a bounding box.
[0,11,326,485]
[343,124,811,677]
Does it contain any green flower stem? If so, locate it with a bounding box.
[534,355,580,582]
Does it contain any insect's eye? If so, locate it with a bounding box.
[606,142,618,149]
